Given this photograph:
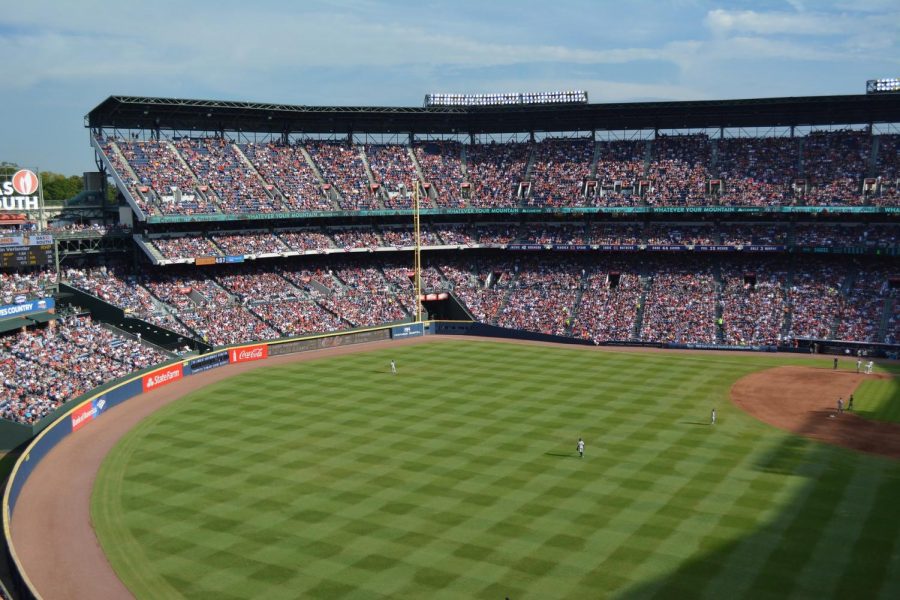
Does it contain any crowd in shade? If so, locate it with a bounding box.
[414,141,467,208]
[640,259,718,344]
[589,224,643,245]
[873,134,900,205]
[275,229,335,252]
[98,132,900,217]
[495,259,582,336]
[527,139,594,207]
[466,142,530,208]
[644,135,712,207]
[787,261,845,339]
[0,315,167,424]
[801,131,870,206]
[240,142,333,211]
[720,261,788,346]
[305,141,377,210]
[142,222,899,261]
[365,145,420,209]
[174,137,280,213]
[517,224,588,245]
[151,236,222,258]
[719,225,787,245]
[835,268,893,342]
[644,224,718,246]
[209,232,287,256]
[716,137,798,206]
[573,263,642,343]
[592,140,646,207]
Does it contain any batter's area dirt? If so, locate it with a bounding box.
[731,366,900,459]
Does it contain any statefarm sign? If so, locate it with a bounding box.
[230,344,268,364]
[1,169,40,211]
[142,363,184,392]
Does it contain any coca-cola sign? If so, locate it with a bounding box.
[230,344,268,364]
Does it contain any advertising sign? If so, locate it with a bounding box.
[70,396,108,432]
[229,344,268,364]
[391,323,424,339]
[188,350,229,373]
[0,297,54,319]
[142,363,184,392]
[1,169,40,211]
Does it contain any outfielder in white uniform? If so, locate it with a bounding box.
[390,359,397,375]
[577,438,585,458]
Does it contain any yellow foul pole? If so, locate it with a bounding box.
[413,183,423,322]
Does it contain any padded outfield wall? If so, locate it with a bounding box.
[2,323,397,599]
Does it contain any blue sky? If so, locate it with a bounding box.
[1,0,897,175]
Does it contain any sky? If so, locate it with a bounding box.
[0,0,897,175]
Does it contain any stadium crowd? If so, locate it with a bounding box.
[97,132,900,216]
[0,315,167,424]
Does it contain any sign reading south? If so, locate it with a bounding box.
[1,169,41,210]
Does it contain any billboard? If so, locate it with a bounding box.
[187,350,229,373]
[0,169,40,211]
[391,323,424,339]
[142,363,184,392]
[0,297,54,319]
[229,344,268,364]
[70,396,108,432]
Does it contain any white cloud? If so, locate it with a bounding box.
[705,9,844,36]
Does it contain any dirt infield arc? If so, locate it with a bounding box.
[8,339,896,599]
[731,366,900,459]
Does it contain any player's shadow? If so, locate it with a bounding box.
[544,451,578,458]
[680,421,711,426]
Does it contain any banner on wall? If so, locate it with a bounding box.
[142,363,184,392]
[70,396,108,432]
[229,344,268,364]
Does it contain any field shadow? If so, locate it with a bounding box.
[680,421,711,426]
[544,451,578,458]
[617,410,900,599]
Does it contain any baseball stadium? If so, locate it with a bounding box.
[0,87,899,599]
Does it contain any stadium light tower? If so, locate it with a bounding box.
[424,90,588,107]
[866,78,900,94]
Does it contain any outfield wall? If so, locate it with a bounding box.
[2,323,395,600]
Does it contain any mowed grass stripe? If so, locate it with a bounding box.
[92,341,900,599]
[853,377,900,423]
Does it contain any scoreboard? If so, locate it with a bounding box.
[0,244,53,268]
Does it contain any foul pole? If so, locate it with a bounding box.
[413,183,423,322]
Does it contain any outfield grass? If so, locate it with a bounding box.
[92,342,900,599]
[853,377,900,424]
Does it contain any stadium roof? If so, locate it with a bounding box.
[86,93,900,135]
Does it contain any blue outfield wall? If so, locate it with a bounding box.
[1,323,397,599]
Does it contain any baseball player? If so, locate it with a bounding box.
[576,437,585,458]
[837,397,844,414]
[711,408,717,425]
[390,359,397,375]
[866,360,874,374]
[848,394,854,411]
[833,357,838,370]
[856,358,862,373]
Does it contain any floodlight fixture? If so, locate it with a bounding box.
[866,78,900,94]
[424,90,588,107]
